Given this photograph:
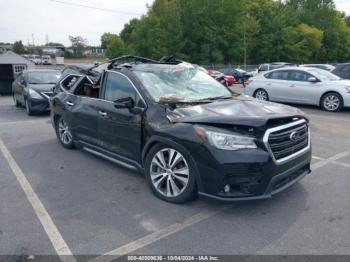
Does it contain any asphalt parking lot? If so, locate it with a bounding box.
[1,94,350,261]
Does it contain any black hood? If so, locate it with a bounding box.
[167,97,305,127]
[28,84,56,92]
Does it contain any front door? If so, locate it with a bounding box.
[287,70,318,104]
[97,72,144,161]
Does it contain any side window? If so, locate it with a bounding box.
[267,71,289,80]
[260,64,269,71]
[289,71,312,82]
[340,65,350,73]
[103,72,142,106]
[18,73,25,84]
[60,75,81,91]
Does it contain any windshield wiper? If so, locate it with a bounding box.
[197,95,233,101]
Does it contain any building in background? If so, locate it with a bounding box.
[0,50,34,95]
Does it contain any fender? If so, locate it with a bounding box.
[142,135,204,191]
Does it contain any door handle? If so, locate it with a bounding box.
[66,101,74,106]
[266,83,271,86]
[290,84,295,87]
[99,110,107,117]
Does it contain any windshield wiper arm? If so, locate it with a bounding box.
[198,95,233,101]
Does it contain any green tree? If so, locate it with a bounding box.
[12,40,26,54]
[101,33,118,50]
[69,35,87,58]
[105,35,127,59]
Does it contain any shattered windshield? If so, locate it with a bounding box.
[134,63,232,103]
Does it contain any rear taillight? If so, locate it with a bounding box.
[245,79,253,86]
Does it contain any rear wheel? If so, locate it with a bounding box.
[321,92,343,112]
[145,144,197,203]
[55,116,75,149]
[254,89,269,101]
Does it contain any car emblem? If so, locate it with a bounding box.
[290,131,300,141]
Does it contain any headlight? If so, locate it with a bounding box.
[28,88,43,99]
[195,126,257,150]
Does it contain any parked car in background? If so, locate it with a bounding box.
[332,63,350,79]
[244,67,350,112]
[41,55,52,65]
[220,68,249,85]
[300,64,335,72]
[208,69,235,86]
[12,69,61,115]
[257,62,296,74]
[50,56,311,203]
[28,55,42,65]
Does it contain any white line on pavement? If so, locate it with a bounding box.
[88,206,229,262]
[0,137,75,262]
[306,113,350,123]
[0,119,49,127]
[311,150,350,171]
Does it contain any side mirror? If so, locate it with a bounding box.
[114,97,135,109]
[20,79,26,85]
[308,77,318,83]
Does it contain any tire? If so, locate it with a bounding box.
[13,94,20,107]
[144,143,197,203]
[25,99,33,115]
[321,92,343,112]
[253,89,269,101]
[55,116,75,149]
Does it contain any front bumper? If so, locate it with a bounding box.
[28,98,51,112]
[192,145,311,202]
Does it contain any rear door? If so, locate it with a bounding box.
[97,71,144,161]
[263,70,291,102]
[59,74,101,146]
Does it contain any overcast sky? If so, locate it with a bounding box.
[0,0,349,47]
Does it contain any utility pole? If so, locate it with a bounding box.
[46,34,49,45]
[31,33,35,47]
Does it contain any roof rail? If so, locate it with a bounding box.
[107,55,159,69]
[159,55,183,64]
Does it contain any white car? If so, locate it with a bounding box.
[41,55,52,65]
[28,55,42,65]
[244,67,350,112]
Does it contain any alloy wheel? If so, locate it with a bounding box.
[58,118,73,145]
[150,148,189,198]
[255,90,268,101]
[323,95,340,111]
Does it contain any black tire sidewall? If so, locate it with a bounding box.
[55,116,75,149]
[321,93,343,112]
[25,99,33,115]
[144,143,197,204]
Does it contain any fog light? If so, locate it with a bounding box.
[224,184,231,193]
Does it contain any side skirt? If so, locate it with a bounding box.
[76,140,144,173]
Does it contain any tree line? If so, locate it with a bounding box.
[102,0,350,65]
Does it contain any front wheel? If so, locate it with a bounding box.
[55,116,75,149]
[145,144,197,203]
[321,92,343,112]
[25,99,33,115]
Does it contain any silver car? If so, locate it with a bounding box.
[244,67,350,112]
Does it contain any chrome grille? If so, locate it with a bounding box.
[263,119,310,165]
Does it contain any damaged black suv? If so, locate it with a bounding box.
[50,56,311,203]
